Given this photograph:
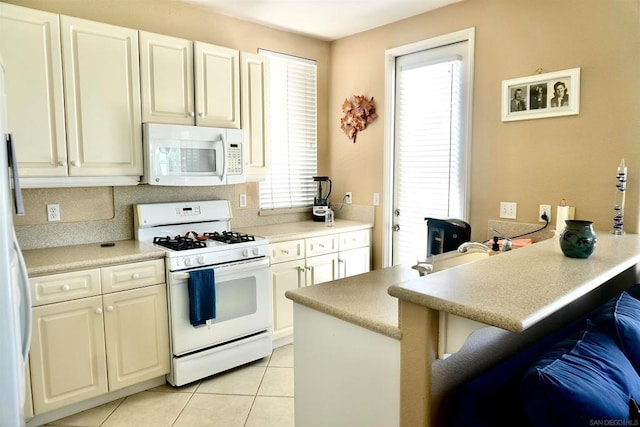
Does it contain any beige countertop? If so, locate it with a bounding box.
[286,232,640,337]
[234,219,373,243]
[23,240,166,276]
[389,232,640,332]
[286,264,418,339]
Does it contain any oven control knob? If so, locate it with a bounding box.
[197,255,205,264]
[185,257,193,267]
[242,249,250,257]
[252,247,260,256]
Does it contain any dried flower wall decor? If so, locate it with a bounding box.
[340,95,377,143]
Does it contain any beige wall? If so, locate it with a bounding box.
[329,0,640,269]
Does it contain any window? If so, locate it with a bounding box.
[258,49,317,210]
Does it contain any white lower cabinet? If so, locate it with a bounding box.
[271,259,305,340]
[339,247,371,278]
[30,296,108,414]
[270,228,371,346]
[28,260,169,416]
[102,285,169,391]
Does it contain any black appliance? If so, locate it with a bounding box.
[312,176,332,222]
[425,218,471,256]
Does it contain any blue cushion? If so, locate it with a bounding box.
[591,291,640,374]
[446,316,587,427]
[521,321,640,427]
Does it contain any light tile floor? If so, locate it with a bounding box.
[45,344,294,427]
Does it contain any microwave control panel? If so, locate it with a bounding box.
[227,143,243,175]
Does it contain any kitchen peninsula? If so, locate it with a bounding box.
[286,232,640,426]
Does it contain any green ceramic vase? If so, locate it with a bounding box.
[559,220,597,258]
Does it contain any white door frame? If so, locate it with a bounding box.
[382,28,475,268]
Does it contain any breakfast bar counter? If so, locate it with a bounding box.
[388,232,640,332]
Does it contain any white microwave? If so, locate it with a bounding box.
[143,123,245,186]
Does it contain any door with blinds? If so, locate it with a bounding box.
[391,41,471,265]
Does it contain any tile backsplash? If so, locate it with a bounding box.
[487,220,556,243]
[15,184,374,250]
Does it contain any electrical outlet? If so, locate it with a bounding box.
[539,204,551,222]
[239,193,247,208]
[499,202,517,219]
[47,204,60,222]
[345,192,352,204]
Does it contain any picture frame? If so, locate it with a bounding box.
[501,67,580,122]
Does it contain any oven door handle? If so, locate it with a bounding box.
[171,257,270,280]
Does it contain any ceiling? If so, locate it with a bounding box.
[179,0,462,41]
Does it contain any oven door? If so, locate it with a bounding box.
[168,257,271,356]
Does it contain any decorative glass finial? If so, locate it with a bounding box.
[612,158,627,235]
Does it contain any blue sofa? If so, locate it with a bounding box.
[446,284,640,427]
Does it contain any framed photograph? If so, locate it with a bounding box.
[501,68,580,122]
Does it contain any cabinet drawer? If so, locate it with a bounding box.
[306,235,339,257]
[339,230,370,251]
[101,259,165,294]
[270,240,305,264]
[30,269,101,306]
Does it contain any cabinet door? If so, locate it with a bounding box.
[339,247,371,279]
[271,259,305,341]
[30,296,108,414]
[102,284,169,391]
[0,4,67,177]
[61,16,142,176]
[194,41,240,128]
[139,31,195,124]
[306,253,339,286]
[241,52,269,181]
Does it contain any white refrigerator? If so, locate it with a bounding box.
[0,61,32,426]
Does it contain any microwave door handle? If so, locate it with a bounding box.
[221,134,228,181]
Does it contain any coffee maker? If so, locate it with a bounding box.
[312,176,332,222]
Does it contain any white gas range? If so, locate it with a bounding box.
[134,200,272,386]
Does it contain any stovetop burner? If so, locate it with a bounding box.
[153,235,207,251]
[152,231,256,251]
[205,231,256,244]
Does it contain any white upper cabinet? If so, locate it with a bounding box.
[0,5,143,185]
[61,16,142,177]
[195,41,240,128]
[0,4,67,177]
[241,52,270,181]
[140,33,241,129]
[139,31,194,124]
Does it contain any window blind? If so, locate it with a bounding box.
[258,49,317,210]
[394,55,463,262]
